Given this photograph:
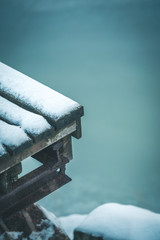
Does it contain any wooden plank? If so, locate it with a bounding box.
[32,141,63,167]
[0,163,22,195]
[61,135,73,161]
[0,144,10,163]
[0,121,76,174]
[32,136,73,166]
[72,118,82,139]
[0,168,71,219]
[21,209,36,232]
[0,62,84,130]
[13,154,68,188]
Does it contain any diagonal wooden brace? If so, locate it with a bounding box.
[0,163,71,219]
[0,139,72,219]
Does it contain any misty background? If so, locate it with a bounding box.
[0,0,160,216]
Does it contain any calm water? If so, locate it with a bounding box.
[1,0,160,216]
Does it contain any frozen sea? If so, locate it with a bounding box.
[0,0,160,216]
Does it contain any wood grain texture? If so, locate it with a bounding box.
[0,121,76,174]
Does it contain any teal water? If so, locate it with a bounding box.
[1,0,160,216]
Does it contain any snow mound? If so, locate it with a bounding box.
[60,214,87,240]
[75,203,160,240]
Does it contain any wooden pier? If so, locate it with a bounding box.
[0,62,83,219]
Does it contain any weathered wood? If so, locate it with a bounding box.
[0,204,70,239]
[0,163,22,195]
[21,209,36,232]
[0,145,10,165]
[32,141,63,167]
[61,135,73,161]
[72,118,82,139]
[0,121,76,174]
[0,166,71,218]
[32,135,73,166]
[0,218,9,232]
[0,139,70,217]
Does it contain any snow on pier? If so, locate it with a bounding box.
[0,62,83,173]
[0,62,83,129]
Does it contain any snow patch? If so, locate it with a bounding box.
[0,96,51,136]
[0,120,30,148]
[75,203,160,240]
[29,219,54,240]
[0,232,23,240]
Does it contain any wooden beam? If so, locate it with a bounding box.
[0,121,76,174]
[0,163,71,218]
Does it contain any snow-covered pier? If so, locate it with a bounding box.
[0,62,83,219]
